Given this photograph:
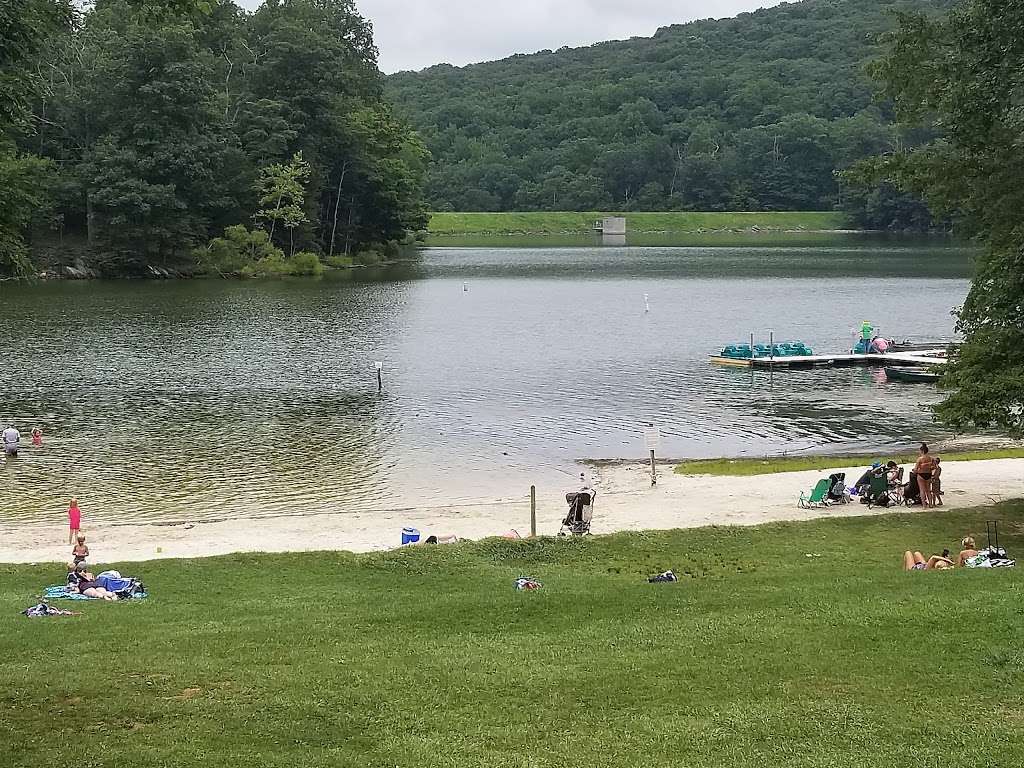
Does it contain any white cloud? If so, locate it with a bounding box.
[235,0,781,73]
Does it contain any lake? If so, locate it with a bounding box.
[0,234,972,527]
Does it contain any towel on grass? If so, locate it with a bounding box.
[44,585,148,601]
[45,586,95,601]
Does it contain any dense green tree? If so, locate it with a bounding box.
[256,152,311,254]
[386,0,956,217]
[867,0,1024,435]
[18,0,427,276]
[0,0,72,277]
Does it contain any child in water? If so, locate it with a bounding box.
[31,428,42,446]
[72,534,90,565]
[68,497,82,545]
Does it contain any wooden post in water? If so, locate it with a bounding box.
[375,361,383,392]
[769,329,774,363]
[530,486,537,537]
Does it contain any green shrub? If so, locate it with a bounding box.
[196,225,284,275]
[324,254,354,268]
[290,251,323,276]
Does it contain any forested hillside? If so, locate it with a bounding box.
[386,0,954,220]
[2,0,427,278]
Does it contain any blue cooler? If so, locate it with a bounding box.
[401,527,421,545]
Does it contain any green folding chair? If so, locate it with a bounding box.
[866,473,891,508]
[798,478,832,509]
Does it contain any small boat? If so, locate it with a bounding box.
[884,366,941,383]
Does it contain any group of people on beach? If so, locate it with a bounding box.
[2,424,43,456]
[62,496,122,599]
[857,443,944,508]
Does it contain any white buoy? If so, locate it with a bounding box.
[644,294,650,314]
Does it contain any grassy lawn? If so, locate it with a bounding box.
[2,503,1023,767]
[675,447,1024,477]
[428,211,845,235]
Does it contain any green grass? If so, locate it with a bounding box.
[3,503,1023,767]
[675,447,1024,476]
[428,211,845,236]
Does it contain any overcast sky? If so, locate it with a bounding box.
[237,0,781,73]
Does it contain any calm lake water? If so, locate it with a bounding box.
[0,235,972,526]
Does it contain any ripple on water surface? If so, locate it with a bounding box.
[0,240,971,526]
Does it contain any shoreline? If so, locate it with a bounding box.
[4,457,1023,565]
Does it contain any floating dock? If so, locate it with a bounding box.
[709,350,947,370]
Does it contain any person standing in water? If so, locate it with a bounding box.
[31,428,43,446]
[2,424,20,456]
[68,497,83,545]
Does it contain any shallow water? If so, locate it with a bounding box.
[0,235,972,526]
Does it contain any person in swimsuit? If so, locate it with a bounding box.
[71,535,90,565]
[68,497,82,545]
[2,424,19,457]
[66,563,118,600]
[903,550,954,570]
[931,458,943,506]
[956,536,978,567]
[914,443,937,508]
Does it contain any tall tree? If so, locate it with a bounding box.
[0,0,72,277]
[869,0,1024,435]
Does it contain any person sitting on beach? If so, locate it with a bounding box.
[854,464,884,495]
[931,458,943,506]
[66,563,118,600]
[957,536,978,567]
[71,535,90,565]
[903,550,954,571]
[886,461,904,486]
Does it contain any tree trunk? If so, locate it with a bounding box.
[344,198,356,256]
[86,191,95,246]
[269,193,283,241]
[329,163,348,257]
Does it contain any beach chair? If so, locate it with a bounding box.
[866,474,891,508]
[798,478,832,509]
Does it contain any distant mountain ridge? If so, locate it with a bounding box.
[386,0,955,220]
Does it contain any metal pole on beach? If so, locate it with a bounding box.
[530,486,537,538]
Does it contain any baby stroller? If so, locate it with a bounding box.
[903,471,923,506]
[560,486,596,536]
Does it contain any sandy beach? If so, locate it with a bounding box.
[2,457,1022,564]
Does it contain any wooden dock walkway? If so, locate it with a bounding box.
[709,350,947,370]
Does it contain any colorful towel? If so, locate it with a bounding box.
[44,585,148,600]
[45,586,95,600]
